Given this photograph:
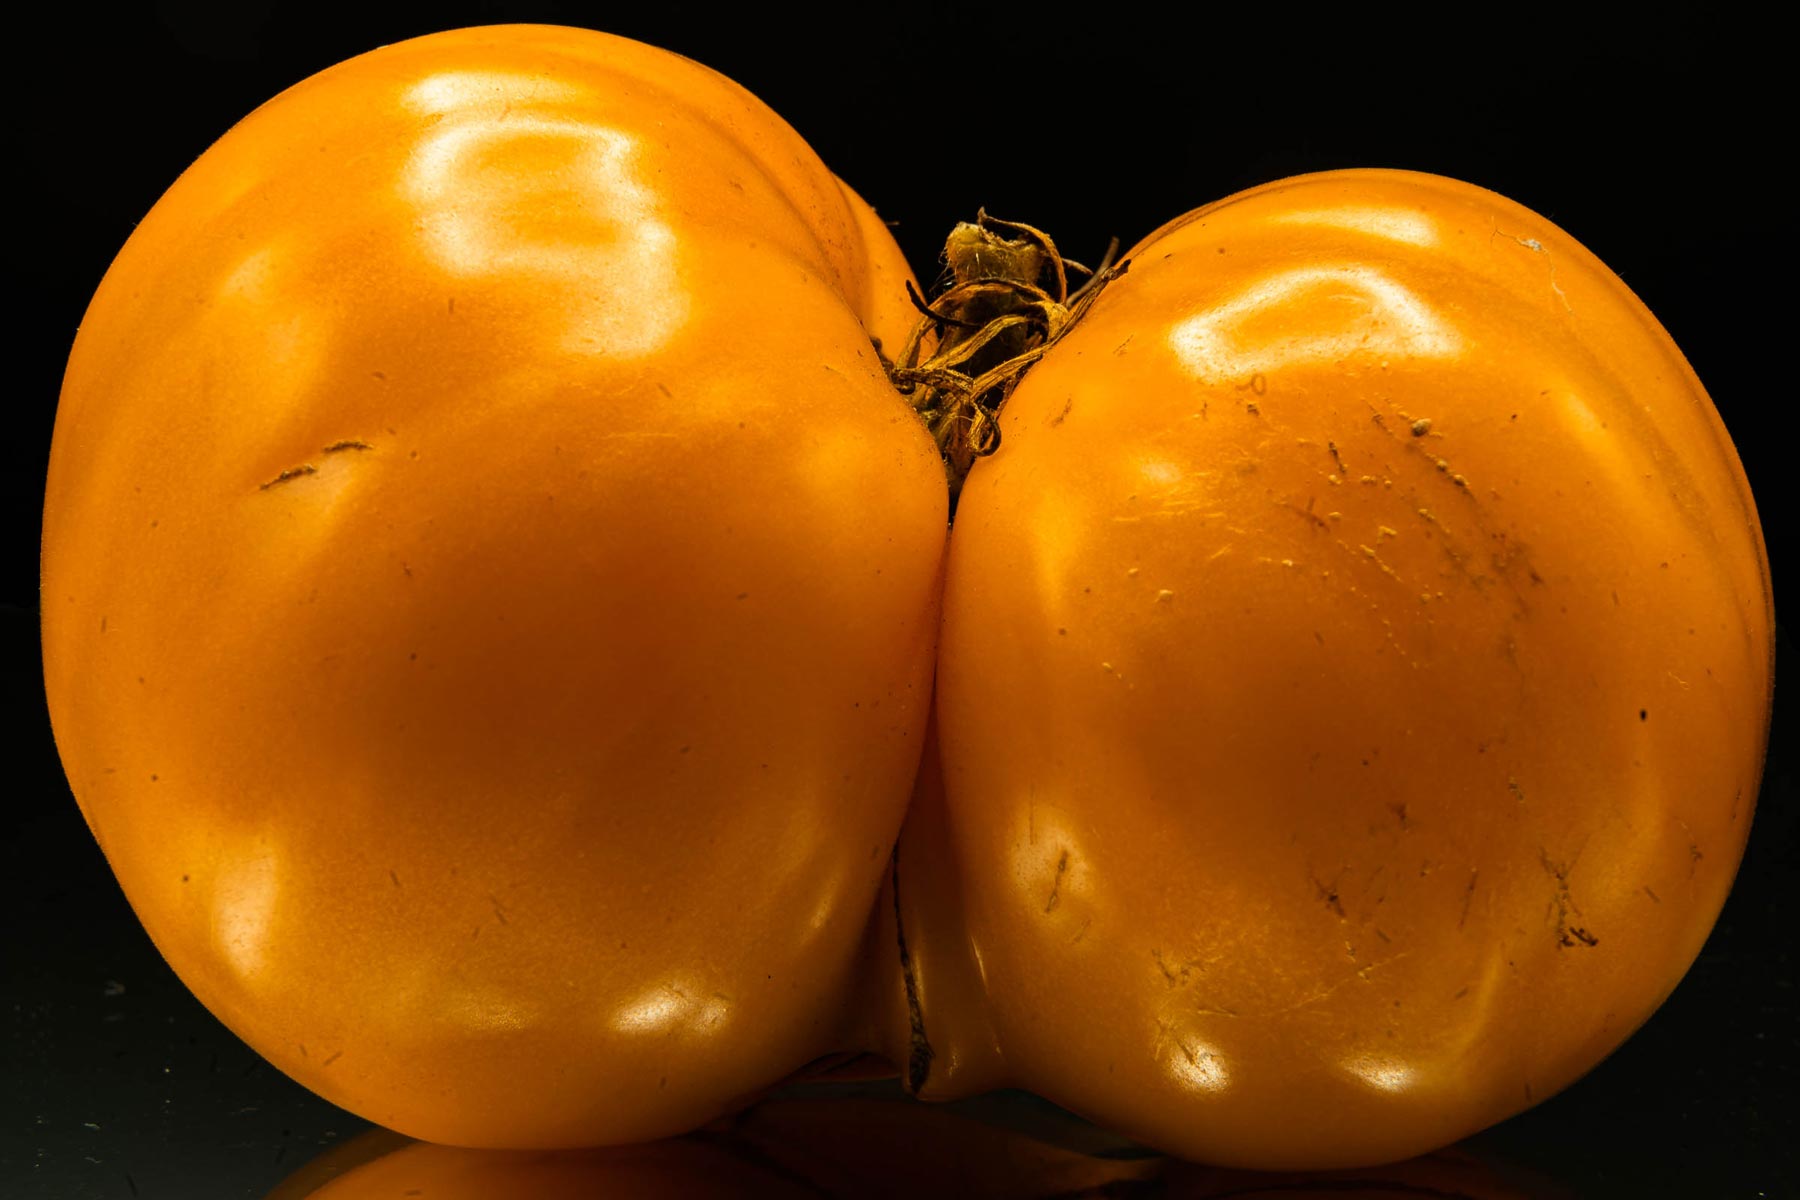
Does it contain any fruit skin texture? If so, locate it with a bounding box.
[930,169,1772,1167]
[41,26,946,1147]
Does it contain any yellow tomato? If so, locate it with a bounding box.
[41,25,946,1147]
[926,169,1771,1166]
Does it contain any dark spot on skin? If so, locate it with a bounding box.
[1640,709,1649,721]
[1312,873,1346,919]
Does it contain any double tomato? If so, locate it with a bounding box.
[42,25,1770,1169]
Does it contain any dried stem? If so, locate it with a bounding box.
[885,212,1127,504]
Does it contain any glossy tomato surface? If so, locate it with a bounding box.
[930,170,1771,1167]
[41,25,946,1147]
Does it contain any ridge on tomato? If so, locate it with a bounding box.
[43,23,1770,1170]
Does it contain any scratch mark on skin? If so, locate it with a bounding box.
[322,439,372,453]
[1045,850,1069,913]
[1459,869,1479,930]
[488,895,509,926]
[259,465,317,490]
[1644,885,1661,903]
[1494,224,1573,311]
[322,1050,342,1067]
[1269,952,1413,1016]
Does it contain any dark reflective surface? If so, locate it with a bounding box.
[260,1095,1575,1199]
[8,5,1792,1199]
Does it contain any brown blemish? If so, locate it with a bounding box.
[321,440,372,453]
[1541,851,1598,948]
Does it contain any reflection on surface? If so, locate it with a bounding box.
[610,977,734,1038]
[212,849,281,981]
[400,69,687,358]
[1167,264,1459,382]
[1270,205,1440,247]
[266,1086,1571,1199]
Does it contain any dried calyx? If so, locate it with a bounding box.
[882,212,1127,504]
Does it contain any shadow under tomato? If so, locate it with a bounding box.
[265,1083,1574,1199]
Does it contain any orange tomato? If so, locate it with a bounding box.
[41,25,946,1147]
[921,170,1771,1166]
[44,25,1770,1172]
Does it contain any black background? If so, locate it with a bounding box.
[4,5,1793,1197]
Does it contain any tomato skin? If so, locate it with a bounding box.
[931,170,1770,1167]
[41,26,945,1147]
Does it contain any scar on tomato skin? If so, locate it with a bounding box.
[1044,849,1070,913]
[322,439,372,453]
[259,464,317,490]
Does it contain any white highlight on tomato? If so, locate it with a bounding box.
[1270,206,1440,247]
[1166,265,1460,383]
[399,70,687,359]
